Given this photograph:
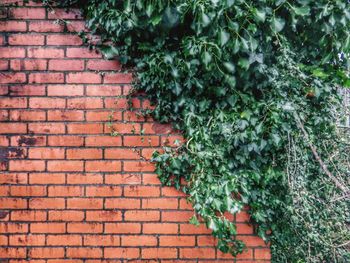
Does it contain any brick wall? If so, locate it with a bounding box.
[0,1,270,262]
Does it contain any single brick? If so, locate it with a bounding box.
[103,73,132,84]
[9,160,45,171]
[8,34,44,45]
[29,21,64,32]
[124,210,160,222]
[29,97,65,108]
[9,85,46,96]
[28,48,64,58]
[86,60,121,71]
[10,7,46,19]
[47,235,82,246]
[48,60,84,71]
[141,248,178,259]
[29,73,64,84]
[28,148,65,159]
[85,211,122,222]
[66,198,103,209]
[67,48,102,58]
[66,72,102,84]
[66,148,102,159]
[48,186,84,197]
[0,47,26,58]
[121,236,157,247]
[47,34,83,45]
[85,161,121,172]
[104,223,141,234]
[28,247,65,258]
[47,110,84,121]
[0,73,26,84]
[0,21,27,32]
[47,161,84,172]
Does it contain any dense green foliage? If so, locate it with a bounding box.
[50,0,350,262]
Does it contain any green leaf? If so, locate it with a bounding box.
[292,6,310,16]
[271,17,285,32]
[219,29,230,46]
[189,215,200,226]
[253,8,266,22]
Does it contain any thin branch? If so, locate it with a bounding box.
[293,112,349,194]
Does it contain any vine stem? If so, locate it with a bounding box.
[293,111,349,194]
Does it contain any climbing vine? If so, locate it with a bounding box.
[47,0,350,262]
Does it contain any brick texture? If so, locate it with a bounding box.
[0,2,270,262]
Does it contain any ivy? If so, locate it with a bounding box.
[47,0,350,262]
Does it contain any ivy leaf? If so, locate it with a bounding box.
[223,62,235,73]
[202,51,212,67]
[162,6,180,28]
[189,215,200,226]
[253,8,266,22]
[292,6,310,16]
[271,17,286,32]
[219,29,230,46]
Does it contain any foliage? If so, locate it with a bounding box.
[49,0,350,262]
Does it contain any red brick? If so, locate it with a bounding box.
[104,98,128,109]
[28,48,64,58]
[83,235,120,246]
[0,173,27,184]
[237,236,267,247]
[49,211,84,222]
[48,136,83,146]
[162,187,186,197]
[104,73,132,84]
[180,248,215,259]
[47,34,83,45]
[142,198,179,210]
[30,223,66,233]
[160,236,195,247]
[142,248,177,259]
[48,60,84,71]
[0,47,25,58]
[66,173,103,185]
[0,21,27,32]
[105,223,141,234]
[0,235,7,245]
[162,211,193,222]
[48,110,84,121]
[23,59,47,70]
[86,186,122,196]
[105,148,140,159]
[10,135,46,147]
[85,136,122,146]
[0,198,27,209]
[67,198,103,209]
[67,98,103,109]
[104,248,139,259]
[8,34,44,45]
[111,176,139,186]
[28,148,64,159]
[86,60,121,71]
[0,247,26,258]
[0,222,28,233]
[67,248,103,259]
[85,161,121,172]
[29,97,65,108]
[197,236,216,246]
[9,234,45,246]
[124,186,160,197]
[236,223,254,235]
[29,247,65,258]
[254,248,271,260]
[11,211,46,221]
[0,60,8,70]
[85,211,122,222]
[124,136,159,147]
[0,97,27,108]
[86,111,122,122]
[67,21,87,32]
[123,161,155,172]
[0,110,8,121]
[122,236,157,246]
[47,161,83,172]
[29,21,64,32]
[67,223,103,233]
[29,73,64,83]
[143,223,178,234]
[180,224,212,235]
[9,160,44,171]
[10,8,46,19]
[10,186,46,196]
[67,148,102,159]
[67,123,103,134]
[29,198,65,209]
[67,72,102,84]
[0,73,26,84]
[48,186,84,197]
[29,173,65,185]
[28,123,65,134]
[125,210,160,222]
[105,198,140,209]
[9,85,46,96]
[47,235,82,246]
[67,48,102,58]
[48,8,82,20]
[105,123,141,134]
[86,85,122,96]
